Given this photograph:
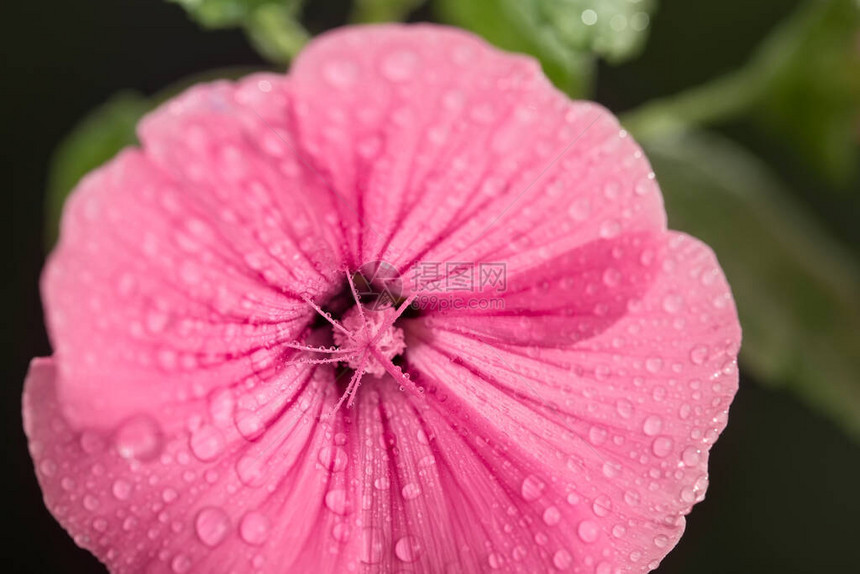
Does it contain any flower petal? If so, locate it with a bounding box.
[405,232,741,571]
[43,76,343,428]
[23,357,371,573]
[419,232,663,346]
[289,24,665,274]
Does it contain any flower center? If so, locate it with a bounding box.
[332,306,406,377]
[298,269,422,413]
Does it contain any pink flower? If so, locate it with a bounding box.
[23,24,741,574]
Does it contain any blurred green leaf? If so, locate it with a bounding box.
[536,0,657,64]
[170,0,308,63]
[351,0,427,23]
[437,0,595,97]
[751,0,860,186]
[624,0,860,186]
[645,131,860,440]
[45,92,149,247]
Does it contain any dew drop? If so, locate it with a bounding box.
[599,219,621,239]
[373,476,391,490]
[543,506,561,526]
[488,552,504,569]
[401,483,421,500]
[171,554,191,573]
[577,520,599,543]
[115,416,163,461]
[382,50,418,82]
[325,489,348,515]
[395,535,422,562]
[682,446,701,467]
[651,436,674,458]
[195,506,230,547]
[568,198,591,221]
[616,399,634,419]
[642,415,663,436]
[189,425,225,461]
[602,268,622,288]
[592,494,612,517]
[112,479,132,500]
[322,60,358,88]
[588,426,608,445]
[553,549,573,570]
[645,357,663,373]
[521,474,546,501]
[235,410,265,440]
[318,446,348,472]
[239,511,270,545]
[689,345,709,365]
[360,528,384,564]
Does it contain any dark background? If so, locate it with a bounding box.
[3,0,858,572]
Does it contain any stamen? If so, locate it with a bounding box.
[301,294,355,341]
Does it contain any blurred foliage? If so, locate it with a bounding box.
[351,0,427,23]
[437,0,656,97]
[647,132,860,440]
[752,0,860,186]
[623,0,860,187]
[45,92,148,247]
[170,0,308,63]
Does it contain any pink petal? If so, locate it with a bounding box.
[289,24,665,275]
[43,75,344,428]
[405,232,741,572]
[421,232,664,346]
[23,357,363,573]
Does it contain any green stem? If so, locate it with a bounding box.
[620,67,764,142]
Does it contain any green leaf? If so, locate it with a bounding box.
[535,0,657,64]
[623,0,860,186]
[436,0,596,97]
[351,0,428,23]
[45,92,150,247]
[751,0,860,186]
[170,0,308,63]
[645,131,860,440]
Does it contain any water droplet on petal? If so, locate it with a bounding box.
[381,50,418,82]
[115,415,163,461]
[360,528,384,564]
[577,520,600,543]
[401,483,421,500]
[239,511,270,545]
[553,549,573,569]
[323,60,358,88]
[112,479,132,500]
[682,446,701,467]
[195,506,230,547]
[543,506,561,526]
[652,436,674,458]
[592,495,612,517]
[643,415,663,436]
[395,535,422,562]
[689,345,709,365]
[189,425,225,461]
[171,554,191,573]
[318,446,348,472]
[325,489,349,514]
[521,474,546,501]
